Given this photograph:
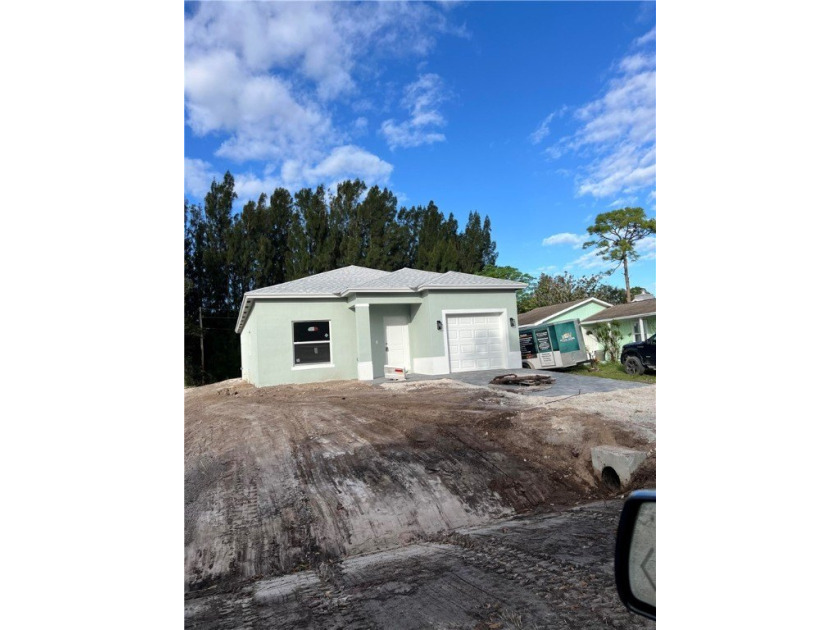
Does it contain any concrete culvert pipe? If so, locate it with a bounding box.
[590,445,648,489]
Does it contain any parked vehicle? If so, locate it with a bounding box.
[620,334,656,375]
[615,489,656,620]
[519,319,590,369]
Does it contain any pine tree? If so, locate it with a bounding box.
[331,179,367,267]
[459,211,484,273]
[480,215,498,268]
[361,186,399,270]
[260,186,296,286]
[203,171,237,312]
[394,205,423,269]
[296,186,331,274]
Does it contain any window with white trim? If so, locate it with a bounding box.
[293,321,331,366]
[633,321,644,342]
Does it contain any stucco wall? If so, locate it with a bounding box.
[243,299,359,386]
[544,301,609,325]
[240,318,257,384]
[414,290,520,374]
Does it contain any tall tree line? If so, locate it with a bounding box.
[185,172,498,384]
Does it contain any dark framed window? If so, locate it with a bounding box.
[293,321,331,366]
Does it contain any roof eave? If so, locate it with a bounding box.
[243,292,341,299]
[418,282,527,291]
[582,311,656,325]
[339,287,418,297]
[235,297,253,334]
[235,293,343,333]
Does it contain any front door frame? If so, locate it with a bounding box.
[383,314,411,371]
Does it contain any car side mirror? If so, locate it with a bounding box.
[615,489,656,620]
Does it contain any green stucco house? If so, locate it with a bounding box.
[580,293,656,360]
[235,266,527,387]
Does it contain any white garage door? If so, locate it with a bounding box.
[447,313,506,372]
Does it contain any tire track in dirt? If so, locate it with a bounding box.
[185,501,653,629]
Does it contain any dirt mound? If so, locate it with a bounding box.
[185,378,655,592]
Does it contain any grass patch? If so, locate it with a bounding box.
[563,361,656,384]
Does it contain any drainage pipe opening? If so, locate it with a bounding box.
[602,466,621,490]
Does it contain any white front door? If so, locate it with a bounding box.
[447,313,506,372]
[384,315,411,369]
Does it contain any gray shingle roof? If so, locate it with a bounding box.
[351,267,443,291]
[246,266,390,296]
[246,267,526,296]
[419,270,525,288]
[582,298,656,323]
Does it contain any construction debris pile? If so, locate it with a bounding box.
[489,373,556,387]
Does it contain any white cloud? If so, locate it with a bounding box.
[232,172,284,202]
[619,53,655,74]
[186,149,391,206]
[565,249,609,271]
[635,235,657,261]
[185,158,282,206]
[571,69,655,149]
[577,143,655,198]
[184,158,219,199]
[634,27,656,47]
[542,232,587,248]
[381,73,448,149]
[529,107,566,145]
[307,145,393,184]
[563,235,655,272]
[608,197,638,208]
[184,2,457,193]
[353,117,369,134]
[281,146,393,191]
[543,28,656,201]
[184,53,334,163]
[545,140,566,159]
[185,2,426,102]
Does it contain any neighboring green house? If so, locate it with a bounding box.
[518,297,613,356]
[235,266,527,387]
[517,297,613,327]
[581,293,656,360]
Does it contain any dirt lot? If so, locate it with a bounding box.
[185,377,655,628]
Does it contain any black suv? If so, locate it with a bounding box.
[620,334,655,375]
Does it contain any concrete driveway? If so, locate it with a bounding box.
[381,368,648,397]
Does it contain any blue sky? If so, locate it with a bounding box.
[185,1,656,294]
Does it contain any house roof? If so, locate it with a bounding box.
[517,297,613,327]
[581,298,656,324]
[246,265,390,296]
[346,267,443,291]
[236,266,527,332]
[419,271,522,289]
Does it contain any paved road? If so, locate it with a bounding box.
[378,368,647,397]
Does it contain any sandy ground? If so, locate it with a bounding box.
[185,377,655,628]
